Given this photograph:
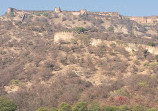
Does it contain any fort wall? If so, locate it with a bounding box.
[127,16,158,24]
[7,7,158,24]
[88,12,120,17]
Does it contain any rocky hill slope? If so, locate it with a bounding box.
[0,8,158,111]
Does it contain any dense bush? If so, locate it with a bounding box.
[132,105,146,111]
[104,105,119,111]
[119,105,130,111]
[147,108,158,111]
[51,107,58,111]
[59,103,72,111]
[73,101,88,111]
[89,102,101,111]
[0,97,17,111]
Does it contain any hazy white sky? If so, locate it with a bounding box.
[0,0,158,16]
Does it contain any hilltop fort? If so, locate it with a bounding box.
[1,6,158,111]
[7,7,120,18]
[7,7,158,24]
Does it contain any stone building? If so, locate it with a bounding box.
[8,8,14,13]
[80,9,87,15]
[54,7,61,13]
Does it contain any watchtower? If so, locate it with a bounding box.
[54,7,61,13]
[8,8,14,13]
[80,9,87,15]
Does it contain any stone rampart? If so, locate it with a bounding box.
[127,16,158,24]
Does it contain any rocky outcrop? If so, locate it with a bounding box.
[54,32,74,43]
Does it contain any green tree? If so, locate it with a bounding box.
[0,97,17,111]
[51,107,58,111]
[132,105,145,111]
[89,102,101,111]
[119,105,130,111]
[59,102,72,111]
[104,105,119,111]
[73,101,88,111]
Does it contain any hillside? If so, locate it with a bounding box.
[0,8,158,111]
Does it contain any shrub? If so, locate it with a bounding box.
[10,79,20,85]
[43,13,49,17]
[0,97,17,111]
[96,19,104,24]
[89,102,101,111]
[51,107,58,111]
[76,34,90,46]
[34,12,41,16]
[119,105,130,111]
[73,101,88,111]
[147,42,155,47]
[116,96,128,105]
[155,55,158,62]
[110,43,116,48]
[7,12,15,18]
[62,17,67,21]
[132,105,145,111]
[59,102,72,111]
[144,50,149,58]
[107,26,114,32]
[104,105,119,111]
[76,27,87,33]
[147,108,158,111]
[138,81,148,87]
[36,107,49,111]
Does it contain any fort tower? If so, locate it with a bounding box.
[54,7,61,13]
[8,8,14,13]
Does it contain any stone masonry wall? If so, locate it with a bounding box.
[128,16,158,24]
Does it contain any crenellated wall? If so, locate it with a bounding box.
[7,7,158,24]
[87,12,120,17]
[127,16,158,24]
[7,7,119,17]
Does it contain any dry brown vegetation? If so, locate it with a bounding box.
[0,11,158,111]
